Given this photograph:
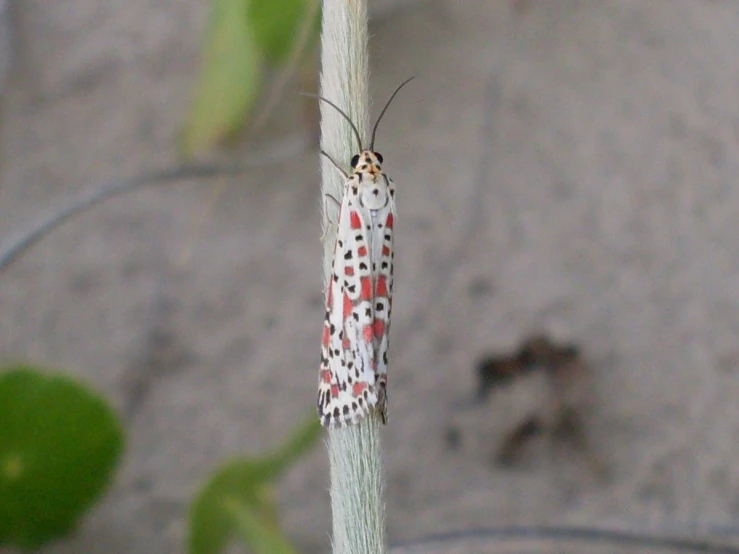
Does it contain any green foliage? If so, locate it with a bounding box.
[189,416,322,554]
[247,0,314,65]
[0,367,124,550]
[181,0,262,154]
[181,0,319,155]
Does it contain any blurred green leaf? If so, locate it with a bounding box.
[188,416,321,554]
[224,488,295,554]
[182,0,320,154]
[247,0,317,65]
[0,367,124,550]
[264,411,323,477]
[181,0,261,155]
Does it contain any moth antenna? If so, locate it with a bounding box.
[370,76,415,151]
[300,92,363,152]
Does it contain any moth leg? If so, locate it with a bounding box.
[320,193,342,242]
[320,150,349,179]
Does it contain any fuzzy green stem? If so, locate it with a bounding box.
[318,1,386,553]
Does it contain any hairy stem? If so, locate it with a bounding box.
[319,1,386,553]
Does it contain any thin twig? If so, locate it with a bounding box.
[391,525,739,553]
[0,133,308,273]
[388,27,511,354]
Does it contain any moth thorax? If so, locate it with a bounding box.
[360,174,390,210]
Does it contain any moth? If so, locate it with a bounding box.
[311,78,413,428]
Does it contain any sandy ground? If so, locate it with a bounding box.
[3,1,739,552]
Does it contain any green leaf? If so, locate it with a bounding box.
[188,415,321,554]
[0,367,124,549]
[224,488,295,554]
[263,414,322,477]
[181,0,261,155]
[247,0,317,65]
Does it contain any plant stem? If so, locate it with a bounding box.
[0,134,307,274]
[319,1,386,553]
[328,419,385,554]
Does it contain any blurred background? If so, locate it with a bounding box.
[2,0,739,553]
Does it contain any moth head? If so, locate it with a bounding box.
[353,151,384,176]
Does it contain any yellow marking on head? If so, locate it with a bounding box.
[353,150,383,177]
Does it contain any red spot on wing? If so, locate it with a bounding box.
[345,266,355,276]
[363,324,374,344]
[352,382,368,396]
[360,277,372,301]
[350,211,362,229]
[374,319,385,339]
[357,246,368,257]
[343,293,352,319]
[385,214,394,229]
[322,325,329,346]
[331,384,339,397]
[320,369,332,383]
[376,276,388,297]
[382,246,390,257]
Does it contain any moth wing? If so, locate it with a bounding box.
[317,187,378,428]
[369,176,395,422]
